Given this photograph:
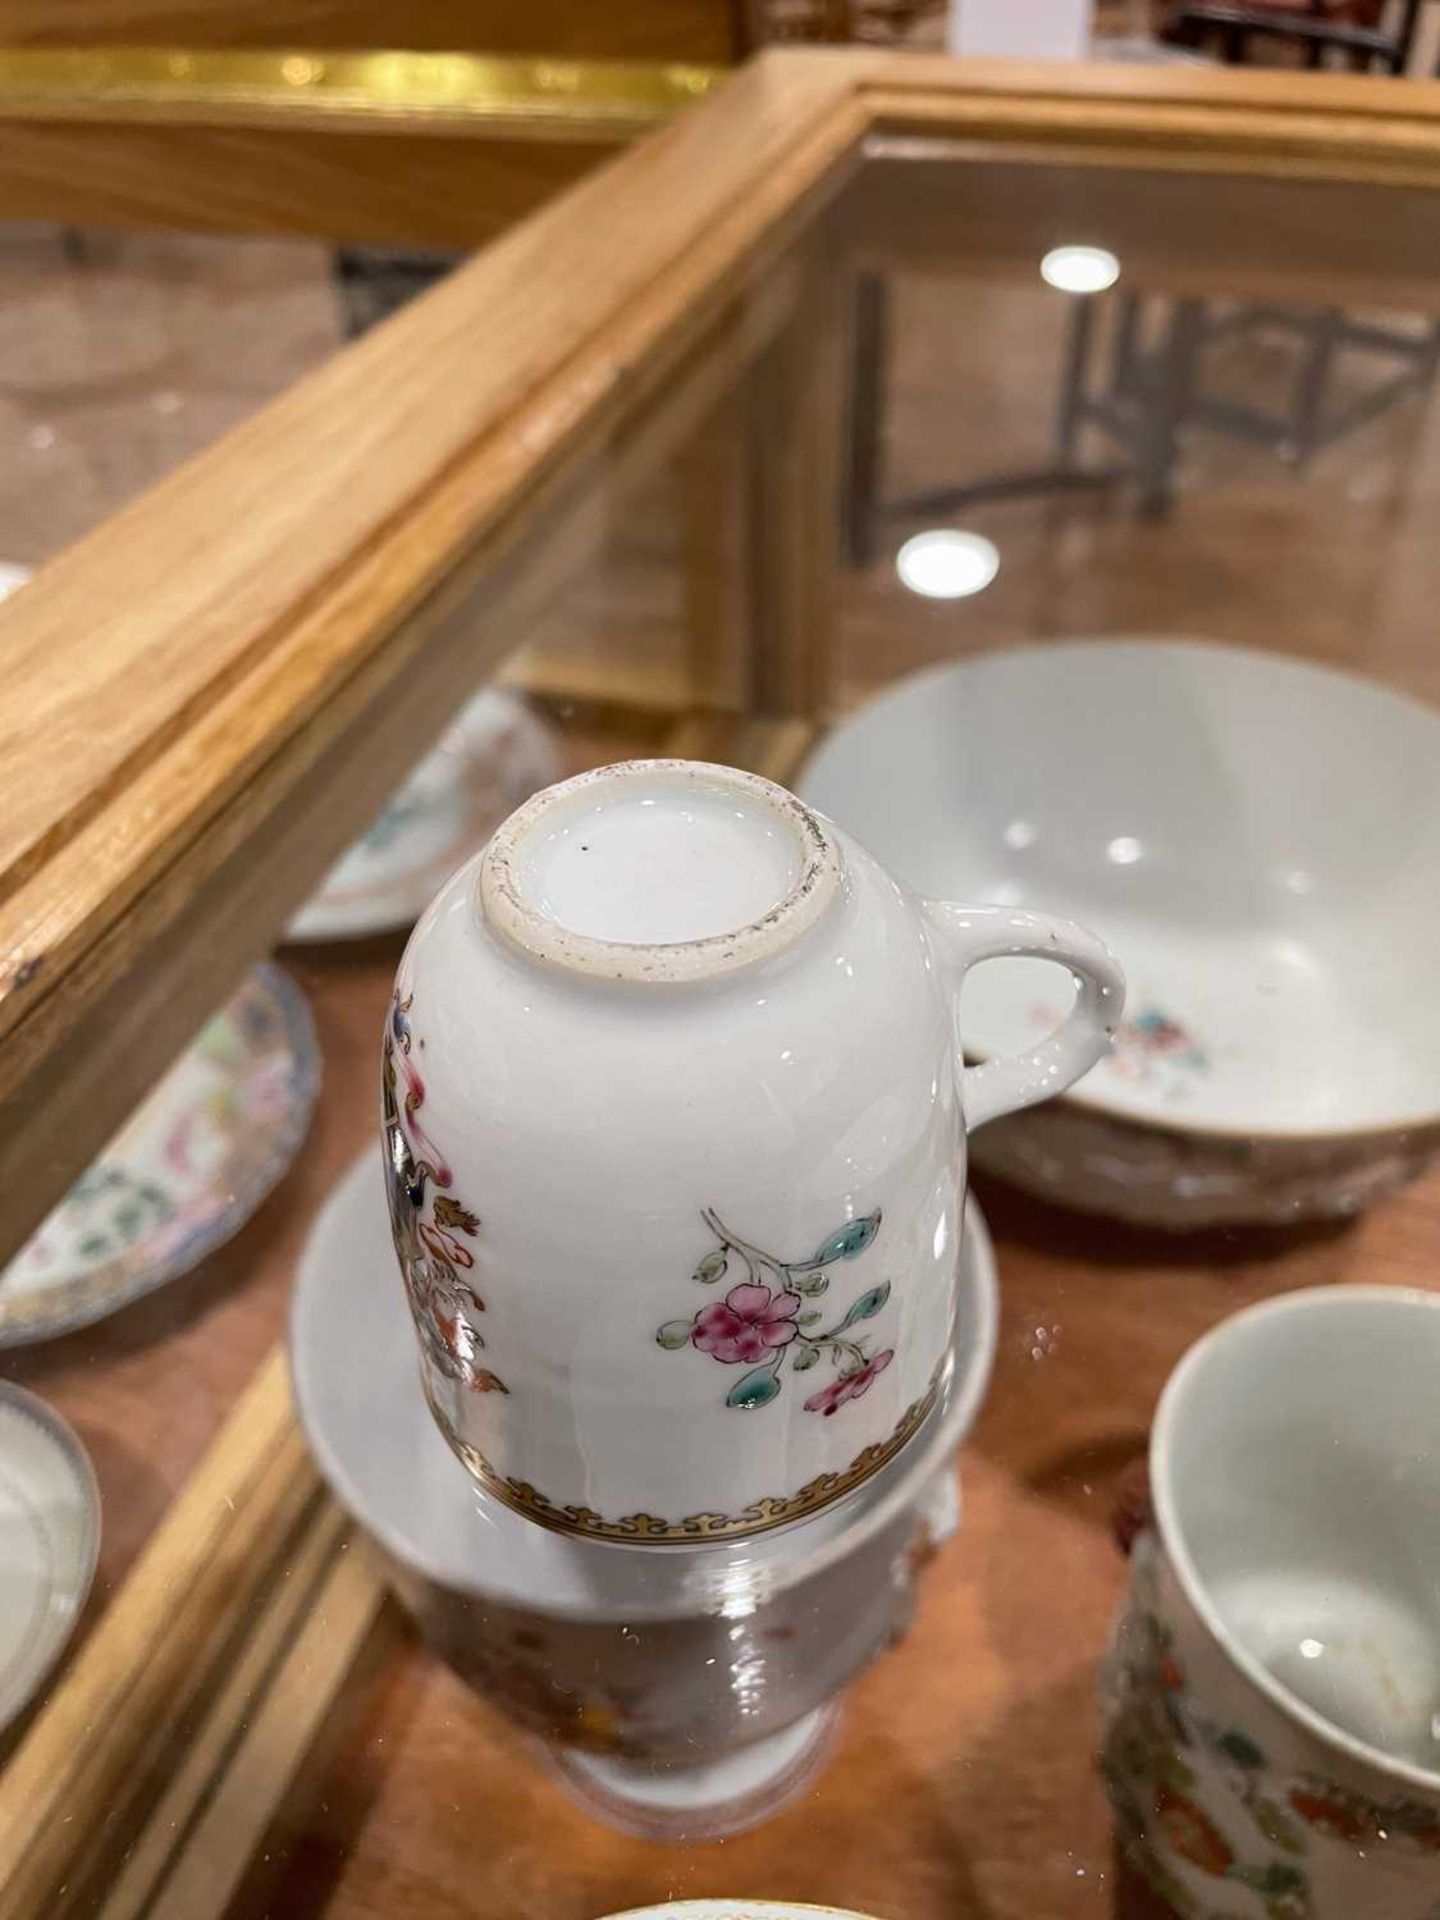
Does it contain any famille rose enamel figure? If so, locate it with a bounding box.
[382,759,1122,1546]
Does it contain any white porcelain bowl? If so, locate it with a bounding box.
[801,641,1440,1227]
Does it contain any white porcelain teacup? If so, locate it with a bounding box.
[384,759,1121,1545]
[1102,1286,1440,1920]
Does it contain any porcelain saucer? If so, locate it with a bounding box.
[801,641,1440,1225]
[1,963,319,1345]
[284,688,561,943]
[0,1384,100,1730]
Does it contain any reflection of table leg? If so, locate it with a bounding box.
[677,395,752,717]
[1055,291,1097,464]
[845,270,889,570]
[845,277,1127,553]
[1175,304,1440,466]
[1286,307,1342,464]
[744,257,848,721]
[1135,297,1204,520]
[1110,291,1142,396]
[880,463,1126,521]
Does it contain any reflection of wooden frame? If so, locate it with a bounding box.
[3,49,1440,1914]
[0,47,720,130]
[0,48,724,242]
[0,2,738,58]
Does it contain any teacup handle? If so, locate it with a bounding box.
[922,902,1124,1131]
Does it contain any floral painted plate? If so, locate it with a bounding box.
[0,964,319,1346]
[284,688,562,943]
[0,1384,100,1730]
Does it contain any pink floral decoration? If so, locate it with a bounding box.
[692,1283,801,1365]
[804,1347,894,1416]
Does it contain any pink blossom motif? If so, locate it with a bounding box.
[804,1347,894,1416]
[691,1283,801,1365]
[657,1208,893,1415]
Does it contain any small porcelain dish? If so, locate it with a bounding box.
[0,1384,100,1731]
[290,1149,998,1833]
[284,688,561,943]
[801,640,1440,1227]
[0,964,319,1344]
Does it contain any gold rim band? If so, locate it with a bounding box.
[429,1363,945,1545]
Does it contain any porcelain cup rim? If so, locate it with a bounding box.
[1150,1282,1440,1796]
[478,759,843,985]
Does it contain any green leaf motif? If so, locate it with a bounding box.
[656,1320,692,1350]
[839,1280,891,1329]
[1218,1729,1266,1771]
[792,1273,830,1297]
[810,1209,882,1267]
[1251,1798,1305,1855]
[1255,1863,1304,1897]
[792,1344,820,1371]
[798,1310,821,1326]
[694,1248,728,1285]
[726,1366,782,1409]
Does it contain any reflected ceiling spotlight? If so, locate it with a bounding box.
[1040,244,1121,294]
[895,530,1000,600]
